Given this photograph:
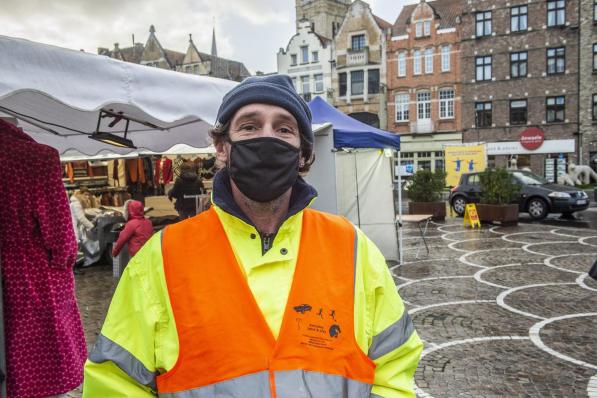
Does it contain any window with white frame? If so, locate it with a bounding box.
[314,74,324,92]
[413,50,422,75]
[300,46,309,63]
[415,21,431,38]
[291,54,297,65]
[395,93,410,122]
[594,0,597,22]
[417,91,431,120]
[300,75,309,94]
[439,89,455,119]
[398,52,407,77]
[312,51,319,63]
[425,48,433,73]
[441,45,451,72]
[593,43,597,71]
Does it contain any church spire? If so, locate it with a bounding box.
[211,26,218,57]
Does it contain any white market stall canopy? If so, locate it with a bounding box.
[59,144,216,162]
[0,35,236,155]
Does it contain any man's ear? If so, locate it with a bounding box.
[215,140,229,164]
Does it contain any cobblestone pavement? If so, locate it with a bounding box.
[394,220,597,398]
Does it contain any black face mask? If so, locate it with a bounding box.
[228,137,300,203]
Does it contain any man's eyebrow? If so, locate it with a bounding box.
[232,111,261,124]
[275,113,298,125]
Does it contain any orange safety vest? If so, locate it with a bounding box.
[157,207,375,397]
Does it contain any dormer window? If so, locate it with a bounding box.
[415,20,431,38]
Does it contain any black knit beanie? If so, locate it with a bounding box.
[214,75,313,154]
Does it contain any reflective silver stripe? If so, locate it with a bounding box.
[274,370,372,398]
[89,333,157,391]
[158,371,271,398]
[368,311,415,360]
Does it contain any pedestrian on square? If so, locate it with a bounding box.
[83,75,423,397]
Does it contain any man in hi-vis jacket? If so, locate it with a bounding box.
[83,74,423,397]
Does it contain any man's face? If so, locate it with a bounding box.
[215,103,301,164]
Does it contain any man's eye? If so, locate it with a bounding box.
[240,124,257,131]
[279,127,296,134]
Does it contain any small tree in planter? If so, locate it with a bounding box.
[408,169,447,221]
[477,168,521,226]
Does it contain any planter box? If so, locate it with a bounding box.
[409,202,446,221]
[476,204,518,226]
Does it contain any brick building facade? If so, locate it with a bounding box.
[460,0,580,181]
[579,0,597,169]
[387,0,463,173]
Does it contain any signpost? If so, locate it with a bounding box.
[395,152,413,265]
[464,203,481,228]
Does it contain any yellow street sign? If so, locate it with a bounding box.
[464,203,481,228]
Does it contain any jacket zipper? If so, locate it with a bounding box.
[261,233,273,254]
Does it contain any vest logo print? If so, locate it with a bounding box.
[293,304,312,314]
[294,303,342,351]
[329,324,341,338]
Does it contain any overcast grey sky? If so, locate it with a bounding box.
[0,0,416,74]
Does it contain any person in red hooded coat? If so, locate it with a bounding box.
[112,200,153,258]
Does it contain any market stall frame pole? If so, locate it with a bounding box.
[352,151,361,228]
[397,150,403,265]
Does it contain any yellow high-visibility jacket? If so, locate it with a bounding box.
[83,201,423,397]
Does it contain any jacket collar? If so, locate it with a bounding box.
[212,168,318,231]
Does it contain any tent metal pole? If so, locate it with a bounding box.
[353,151,361,228]
[397,150,403,265]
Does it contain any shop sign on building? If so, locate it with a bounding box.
[486,139,575,155]
[444,144,487,187]
[519,127,544,150]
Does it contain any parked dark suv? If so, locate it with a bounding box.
[449,170,590,220]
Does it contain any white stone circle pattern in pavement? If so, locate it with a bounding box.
[393,220,597,398]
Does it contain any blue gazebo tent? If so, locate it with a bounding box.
[309,96,400,150]
[306,97,399,262]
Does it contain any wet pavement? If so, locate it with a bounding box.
[70,219,597,397]
[395,219,597,398]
